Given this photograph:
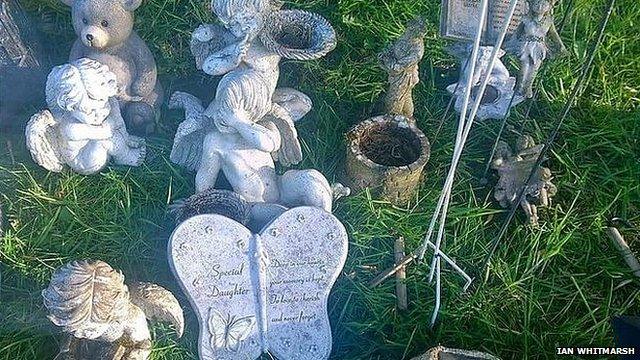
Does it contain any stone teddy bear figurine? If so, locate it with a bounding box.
[62,0,162,134]
[25,58,146,175]
[43,260,184,360]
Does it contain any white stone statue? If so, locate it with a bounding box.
[170,0,347,211]
[25,58,146,175]
[447,45,524,120]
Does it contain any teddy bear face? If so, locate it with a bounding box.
[68,0,137,50]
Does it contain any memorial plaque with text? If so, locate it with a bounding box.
[169,207,348,360]
[440,0,525,43]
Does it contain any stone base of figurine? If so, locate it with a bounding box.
[447,78,524,120]
[446,45,524,121]
[345,114,430,206]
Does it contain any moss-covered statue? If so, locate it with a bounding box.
[42,260,184,360]
[378,17,428,120]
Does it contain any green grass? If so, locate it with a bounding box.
[1,0,639,359]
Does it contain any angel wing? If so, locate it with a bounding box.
[260,207,348,360]
[265,103,303,167]
[168,91,208,171]
[25,110,64,172]
[128,282,184,337]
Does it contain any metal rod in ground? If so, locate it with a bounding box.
[481,0,616,275]
[394,238,408,310]
[369,239,472,288]
[481,91,518,181]
[426,0,521,284]
[417,0,490,262]
[432,56,471,144]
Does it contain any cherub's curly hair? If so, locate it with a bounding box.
[205,69,273,130]
[212,0,273,24]
[45,58,117,115]
[42,260,130,338]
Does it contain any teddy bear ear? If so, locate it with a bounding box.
[120,0,143,11]
[60,0,74,6]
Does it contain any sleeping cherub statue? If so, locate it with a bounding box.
[25,58,146,175]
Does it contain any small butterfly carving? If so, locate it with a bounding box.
[208,308,255,353]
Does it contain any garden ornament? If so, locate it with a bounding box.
[63,0,163,134]
[171,0,345,210]
[168,206,348,360]
[491,135,557,225]
[411,346,501,360]
[378,17,428,120]
[169,92,348,212]
[505,0,568,98]
[25,58,146,175]
[42,260,184,360]
[447,44,524,120]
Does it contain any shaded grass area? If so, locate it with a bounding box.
[1,0,639,359]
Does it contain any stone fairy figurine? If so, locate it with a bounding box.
[170,0,346,211]
[378,17,428,120]
[506,0,568,98]
[43,260,184,360]
[492,135,557,226]
[25,58,146,175]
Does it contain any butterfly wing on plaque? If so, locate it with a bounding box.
[259,207,348,360]
[168,214,262,360]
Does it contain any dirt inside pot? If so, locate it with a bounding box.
[471,84,500,105]
[275,23,312,49]
[359,122,422,167]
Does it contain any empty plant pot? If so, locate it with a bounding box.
[345,114,430,205]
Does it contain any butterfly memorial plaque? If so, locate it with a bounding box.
[169,206,348,360]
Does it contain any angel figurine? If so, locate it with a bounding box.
[25,58,146,175]
[506,0,568,98]
[492,135,557,226]
[170,0,345,211]
[169,91,348,212]
[378,17,428,119]
[42,260,184,360]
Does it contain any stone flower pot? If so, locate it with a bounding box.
[345,114,430,205]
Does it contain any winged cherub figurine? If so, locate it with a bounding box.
[170,0,346,211]
[25,58,146,175]
[492,135,557,225]
[42,260,184,360]
[506,0,568,98]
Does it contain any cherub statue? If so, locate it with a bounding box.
[492,135,557,225]
[25,58,146,175]
[506,0,568,98]
[170,0,345,211]
[169,92,348,212]
[43,260,184,360]
[378,17,428,119]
